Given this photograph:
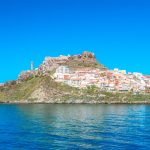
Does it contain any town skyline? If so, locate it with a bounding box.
[16,51,150,94]
[0,0,150,82]
[0,49,150,83]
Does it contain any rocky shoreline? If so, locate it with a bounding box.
[1,98,150,104]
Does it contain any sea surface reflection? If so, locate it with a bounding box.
[0,104,149,149]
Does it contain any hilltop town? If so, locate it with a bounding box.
[0,51,150,103]
[18,51,150,94]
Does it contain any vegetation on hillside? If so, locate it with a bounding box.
[0,76,81,102]
[62,59,107,70]
[0,77,41,101]
[0,75,150,103]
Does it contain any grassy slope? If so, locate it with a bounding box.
[63,59,107,70]
[0,77,41,102]
[0,76,81,102]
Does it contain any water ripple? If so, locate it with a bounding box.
[0,104,150,149]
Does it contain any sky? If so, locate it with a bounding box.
[0,0,150,82]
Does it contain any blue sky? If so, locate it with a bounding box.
[0,0,150,82]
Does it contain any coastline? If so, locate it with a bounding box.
[1,76,150,105]
[1,99,150,104]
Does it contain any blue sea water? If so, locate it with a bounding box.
[0,104,150,150]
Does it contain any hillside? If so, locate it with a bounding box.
[0,76,83,103]
[0,76,150,103]
[0,51,150,104]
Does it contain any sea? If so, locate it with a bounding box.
[0,104,150,150]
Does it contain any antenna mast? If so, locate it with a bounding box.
[31,61,34,71]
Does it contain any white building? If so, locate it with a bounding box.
[56,66,70,74]
[53,66,73,82]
